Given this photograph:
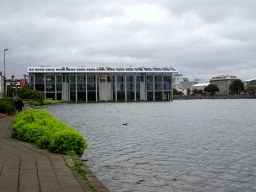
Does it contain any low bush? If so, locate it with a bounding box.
[42,100,52,105]
[0,98,15,114]
[12,110,88,155]
[23,100,40,105]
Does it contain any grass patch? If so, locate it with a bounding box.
[68,155,98,192]
[41,100,52,105]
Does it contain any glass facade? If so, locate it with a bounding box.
[88,75,96,101]
[30,71,174,102]
[117,75,125,101]
[31,75,34,89]
[147,75,153,101]
[35,74,44,91]
[164,76,172,90]
[57,75,62,91]
[45,75,55,100]
[136,76,141,101]
[69,75,76,102]
[126,75,134,101]
[77,75,86,102]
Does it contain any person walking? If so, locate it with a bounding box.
[16,98,24,113]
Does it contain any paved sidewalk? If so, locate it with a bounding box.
[0,109,109,192]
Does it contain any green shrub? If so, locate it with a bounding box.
[12,110,88,155]
[23,100,40,105]
[42,100,52,105]
[18,85,45,103]
[0,98,15,114]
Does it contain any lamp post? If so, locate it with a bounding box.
[12,75,15,106]
[4,49,8,97]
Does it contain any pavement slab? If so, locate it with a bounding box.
[0,108,110,192]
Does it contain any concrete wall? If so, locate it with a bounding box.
[140,81,145,100]
[99,82,112,101]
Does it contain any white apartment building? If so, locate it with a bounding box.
[210,74,238,94]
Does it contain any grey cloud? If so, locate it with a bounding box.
[0,0,256,82]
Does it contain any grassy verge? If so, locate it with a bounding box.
[63,155,98,192]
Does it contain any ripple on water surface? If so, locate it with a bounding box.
[43,100,256,192]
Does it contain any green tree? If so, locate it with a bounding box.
[246,85,256,95]
[7,86,14,97]
[173,88,179,95]
[187,88,191,95]
[198,90,204,95]
[18,85,45,102]
[229,79,244,94]
[192,89,199,95]
[173,88,183,95]
[204,84,220,95]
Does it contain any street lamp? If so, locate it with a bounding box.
[4,49,8,97]
[12,75,15,105]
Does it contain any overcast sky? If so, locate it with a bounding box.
[0,0,256,81]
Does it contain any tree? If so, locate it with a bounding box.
[229,79,244,94]
[173,88,179,95]
[246,85,256,95]
[7,86,14,97]
[204,84,220,95]
[18,85,45,102]
[198,90,204,95]
[187,88,191,95]
[192,89,199,95]
[173,88,183,95]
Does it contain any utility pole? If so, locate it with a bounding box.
[4,49,8,97]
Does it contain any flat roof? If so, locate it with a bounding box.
[28,67,178,74]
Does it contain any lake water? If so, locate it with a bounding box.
[42,100,256,192]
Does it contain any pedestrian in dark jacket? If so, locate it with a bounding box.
[16,98,24,112]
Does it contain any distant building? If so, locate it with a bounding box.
[6,79,23,91]
[244,78,256,89]
[172,73,191,94]
[210,74,238,94]
[28,66,178,102]
[191,81,210,91]
[177,82,197,95]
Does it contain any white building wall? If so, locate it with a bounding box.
[99,82,112,101]
[140,81,145,100]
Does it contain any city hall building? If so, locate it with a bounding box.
[28,66,178,102]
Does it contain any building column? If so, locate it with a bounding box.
[125,74,127,101]
[171,74,173,101]
[33,74,35,90]
[62,74,64,100]
[55,74,57,100]
[68,74,70,101]
[144,74,147,101]
[115,74,117,102]
[153,74,155,101]
[86,74,88,102]
[44,74,46,99]
[134,74,136,101]
[105,75,107,101]
[75,74,78,102]
[162,74,164,101]
[111,75,113,101]
[96,74,98,102]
